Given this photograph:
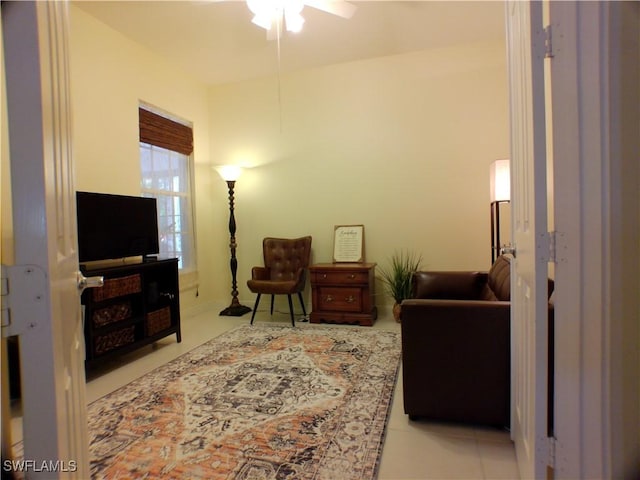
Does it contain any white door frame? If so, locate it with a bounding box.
[2,1,89,477]
[506,1,639,477]
[549,2,639,478]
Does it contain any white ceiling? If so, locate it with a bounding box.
[74,0,506,86]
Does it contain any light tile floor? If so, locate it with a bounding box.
[12,301,519,480]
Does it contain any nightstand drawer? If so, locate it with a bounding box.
[317,287,362,312]
[309,263,377,326]
[313,271,368,285]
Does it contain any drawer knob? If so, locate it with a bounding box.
[326,295,333,302]
[347,274,356,279]
[345,295,355,303]
[322,274,327,279]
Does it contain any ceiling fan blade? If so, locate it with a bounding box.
[304,0,357,19]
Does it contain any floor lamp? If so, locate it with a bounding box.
[490,159,511,264]
[217,166,252,317]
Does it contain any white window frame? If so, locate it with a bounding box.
[140,142,197,276]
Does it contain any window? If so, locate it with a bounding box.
[139,106,196,273]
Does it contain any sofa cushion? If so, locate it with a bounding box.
[412,271,487,300]
[487,255,511,301]
[480,285,498,301]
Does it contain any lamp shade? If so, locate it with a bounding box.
[490,159,510,202]
[216,165,243,182]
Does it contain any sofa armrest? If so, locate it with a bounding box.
[399,298,510,427]
[411,271,489,300]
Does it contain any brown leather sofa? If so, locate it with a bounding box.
[400,255,516,428]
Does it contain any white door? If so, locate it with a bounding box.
[505,1,551,478]
[2,2,89,477]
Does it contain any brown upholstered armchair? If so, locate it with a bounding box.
[400,256,513,428]
[247,236,312,327]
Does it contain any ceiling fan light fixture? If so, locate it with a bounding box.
[246,0,268,17]
[284,0,305,14]
[285,11,305,32]
[251,12,274,30]
[246,0,308,33]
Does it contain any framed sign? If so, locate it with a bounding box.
[333,224,365,263]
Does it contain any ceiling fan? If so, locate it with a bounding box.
[245,0,357,39]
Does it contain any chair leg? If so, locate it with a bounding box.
[297,292,307,317]
[250,294,261,325]
[270,295,275,315]
[287,295,295,327]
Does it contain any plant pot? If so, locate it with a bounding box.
[392,303,402,323]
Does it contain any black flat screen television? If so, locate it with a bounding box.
[76,191,159,263]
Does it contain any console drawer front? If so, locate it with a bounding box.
[318,287,362,312]
[313,271,368,285]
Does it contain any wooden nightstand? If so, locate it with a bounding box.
[309,263,377,326]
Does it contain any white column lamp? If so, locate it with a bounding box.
[490,159,511,263]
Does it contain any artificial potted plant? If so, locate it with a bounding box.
[379,250,422,323]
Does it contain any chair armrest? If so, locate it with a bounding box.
[251,266,270,280]
[411,271,489,300]
[293,267,307,290]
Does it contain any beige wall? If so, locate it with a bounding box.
[68,6,509,315]
[69,6,214,313]
[209,41,509,311]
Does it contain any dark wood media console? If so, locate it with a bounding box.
[80,258,181,370]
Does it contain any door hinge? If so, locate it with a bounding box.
[1,264,48,338]
[544,25,554,58]
[547,436,557,470]
[1,268,9,334]
[539,231,566,264]
[538,231,556,263]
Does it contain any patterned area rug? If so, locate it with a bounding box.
[89,325,401,479]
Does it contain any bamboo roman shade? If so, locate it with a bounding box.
[139,107,193,156]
